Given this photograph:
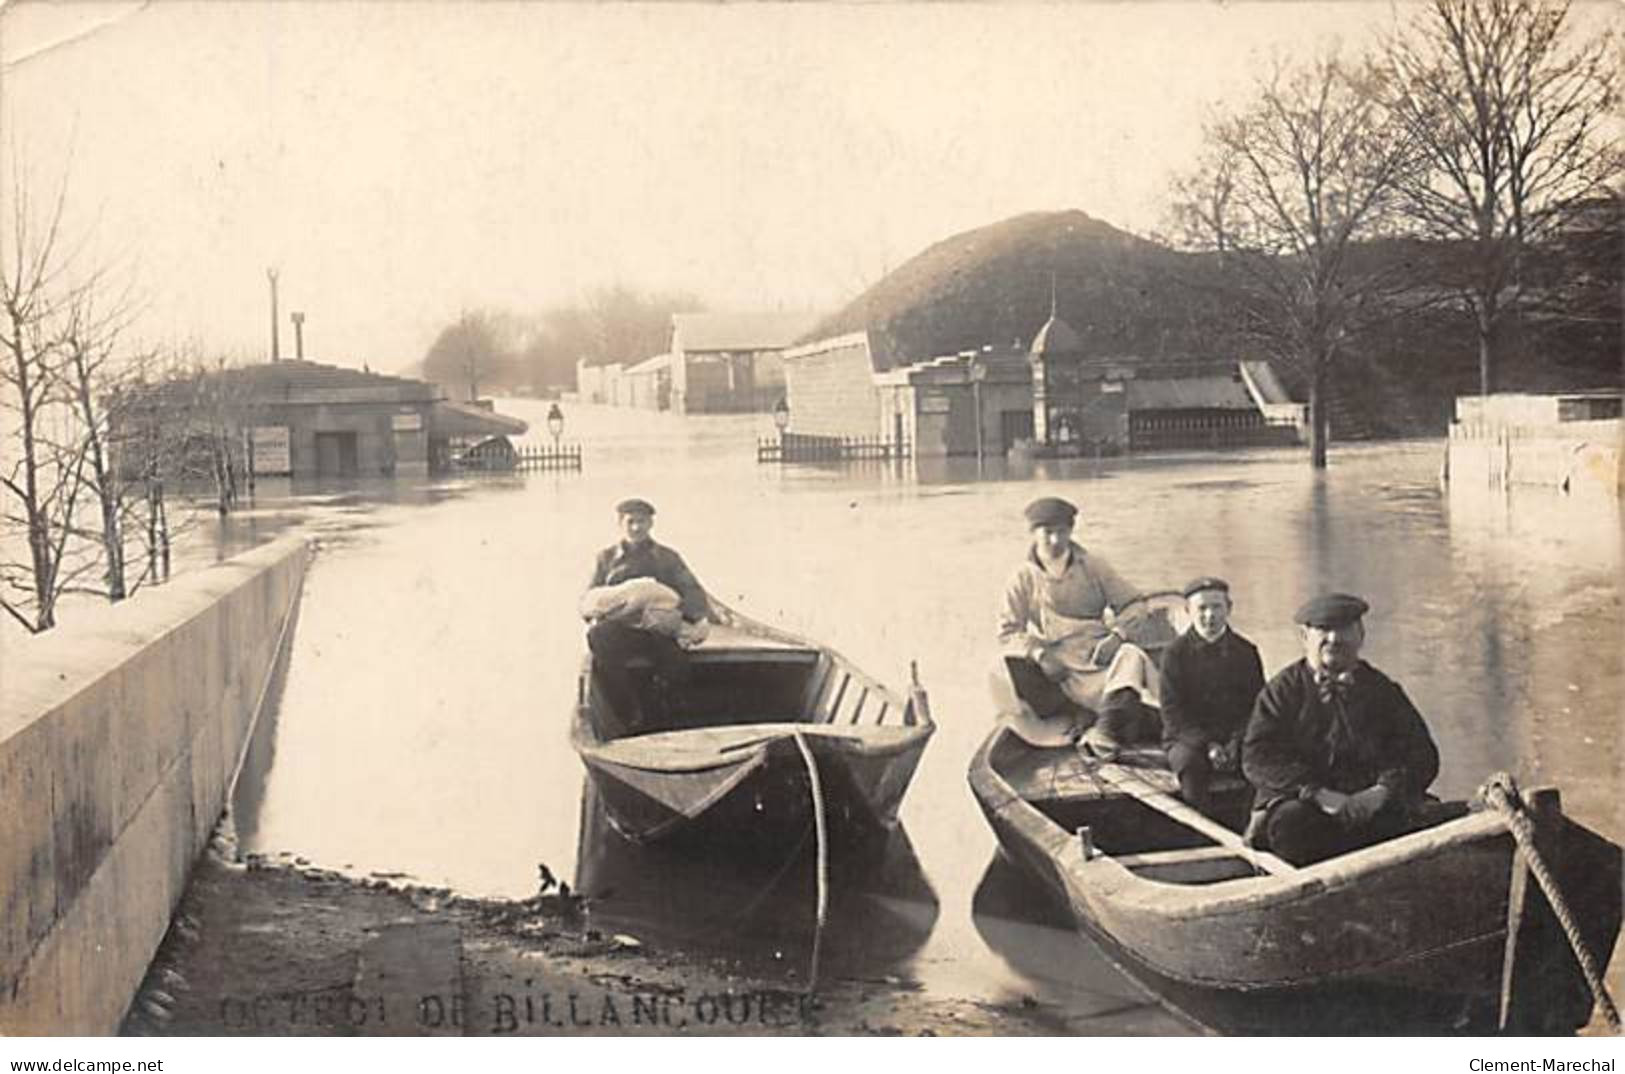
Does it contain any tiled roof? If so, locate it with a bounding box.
[626,353,672,375]
[1126,374,1255,410]
[430,400,529,437]
[223,360,436,397]
[673,312,822,353]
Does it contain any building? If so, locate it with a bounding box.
[782,316,1303,457]
[121,360,527,480]
[668,312,821,414]
[624,353,673,410]
[1447,390,1622,496]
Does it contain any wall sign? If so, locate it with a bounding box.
[250,426,291,475]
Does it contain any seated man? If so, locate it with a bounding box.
[581,498,710,737]
[995,496,1162,753]
[1158,577,1264,813]
[1242,593,1440,866]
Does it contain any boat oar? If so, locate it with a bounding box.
[1480,772,1621,1034]
[791,729,829,994]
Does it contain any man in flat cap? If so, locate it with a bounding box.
[995,495,1162,752]
[1241,593,1440,865]
[1157,577,1265,813]
[581,498,712,737]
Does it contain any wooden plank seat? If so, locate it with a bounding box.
[1090,762,1295,876]
[1114,845,1257,869]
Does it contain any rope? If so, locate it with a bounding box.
[1479,772,1621,1033]
[791,730,830,993]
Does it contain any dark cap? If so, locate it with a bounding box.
[1024,496,1077,528]
[1182,576,1230,599]
[615,498,656,517]
[1295,593,1369,629]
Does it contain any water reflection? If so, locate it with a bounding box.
[216,403,1620,1026]
[574,782,938,984]
[970,854,1193,1035]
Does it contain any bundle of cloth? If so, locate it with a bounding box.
[579,577,710,648]
[1035,604,1162,712]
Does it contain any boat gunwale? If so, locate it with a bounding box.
[969,722,1519,917]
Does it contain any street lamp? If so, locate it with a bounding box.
[546,402,565,447]
[970,357,988,468]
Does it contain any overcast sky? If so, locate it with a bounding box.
[0,2,1612,373]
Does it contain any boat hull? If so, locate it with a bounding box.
[582,726,929,853]
[970,725,1621,1031]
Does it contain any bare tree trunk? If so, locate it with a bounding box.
[1476,303,1497,396]
[1309,361,1330,470]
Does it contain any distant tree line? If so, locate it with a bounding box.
[415,286,706,401]
[1167,0,1618,467]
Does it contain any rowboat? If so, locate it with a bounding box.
[572,605,934,853]
[968,725,1623,1032]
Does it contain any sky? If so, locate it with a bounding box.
[0,1,1612,373]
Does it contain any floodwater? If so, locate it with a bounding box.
[220,400,1621,1034]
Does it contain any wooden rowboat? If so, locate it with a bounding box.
[572,606,934,853]
[968,726,1623,1032]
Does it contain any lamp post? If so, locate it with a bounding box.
[970,357,988,468]
[773,397,790,459]
[546,403,565,448]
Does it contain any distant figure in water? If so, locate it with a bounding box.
[580,498,711,737]
[1157,577,1265,814]
[994,496,1162,754]
[1242,593,1441,866]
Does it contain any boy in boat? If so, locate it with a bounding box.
[1157,577,1265,813]
[1241,593,1441,866]
[581,498,711,737]
[995,496,1162,754]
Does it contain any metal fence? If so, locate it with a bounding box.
[455,443,582,472]
[757,433,909,463]
[1128,412,1299,453]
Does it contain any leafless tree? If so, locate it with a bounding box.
[1383,0,1620,394]
[1169,51,1423,467]
[0,175,91,632]
[59,282,153,602]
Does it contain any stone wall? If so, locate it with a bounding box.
[782,334,881,439]
[0,534,311,1034]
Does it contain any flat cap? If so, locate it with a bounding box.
[1182,576,1230,599]
[1024,496,1077,527]
[1295,593,1369,628]
[615,498,656,517]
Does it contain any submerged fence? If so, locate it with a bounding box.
[1128,412,1299,453]
[757,432,909,463]
[455,441,583,472]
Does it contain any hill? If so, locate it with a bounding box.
[807,209,1620,437]
[805,210,1232,370]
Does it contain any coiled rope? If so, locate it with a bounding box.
[1478,772,1621,1033]
[791,730,829,993]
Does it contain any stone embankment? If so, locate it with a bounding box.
[0,534,311,1035]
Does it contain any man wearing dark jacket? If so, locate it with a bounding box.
[1158,577,1265,812]
[582,498,710,736]
[1242,593,1440,866]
